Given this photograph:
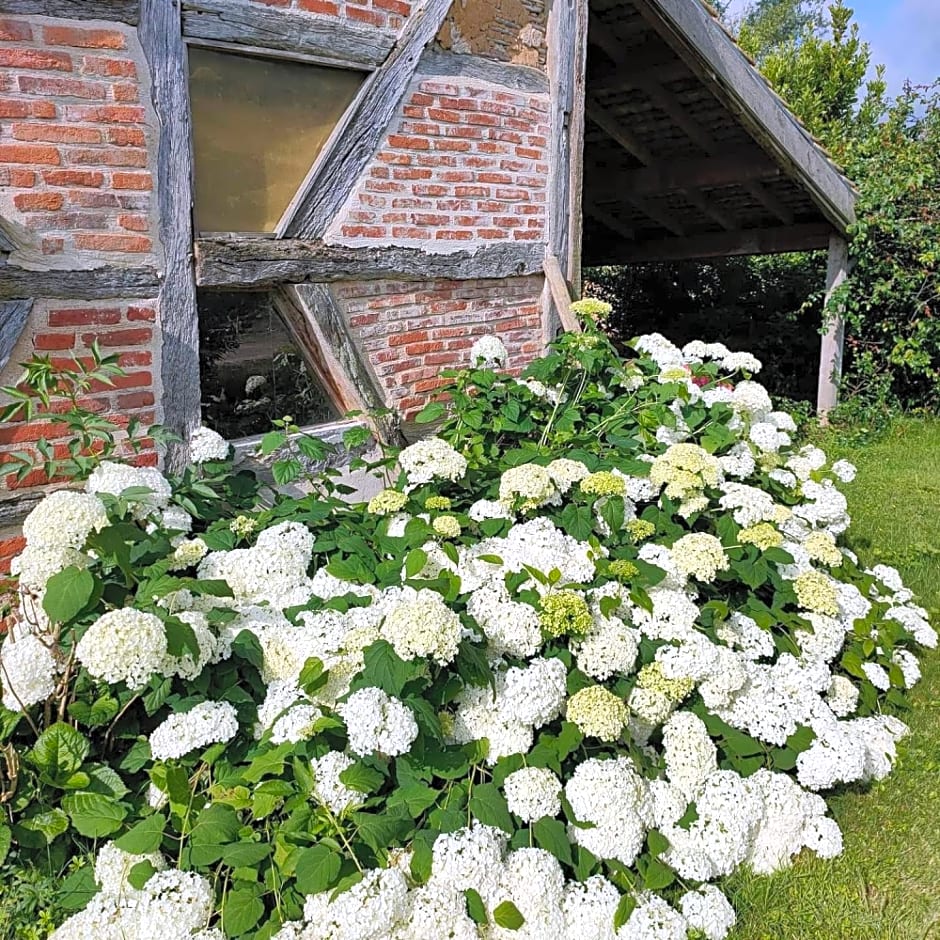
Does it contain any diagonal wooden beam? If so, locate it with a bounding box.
[0,299,32,374]
[277,0,452,239]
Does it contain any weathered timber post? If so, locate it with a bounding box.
[817,234,850,418]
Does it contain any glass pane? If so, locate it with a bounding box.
[198,290,340,439]
[189,47,365,233]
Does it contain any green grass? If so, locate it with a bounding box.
[725,419,940,940]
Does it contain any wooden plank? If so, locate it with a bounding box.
[182,0,394,69]
[0,299,31,374]
[0,266,160,300]
[632,0,855,232]
[0,0,139,24]
[195,239,546,288]
[417,48,549,96]
[817,234,849,417]
[287,284,406,445]
[139,0,201,470]
[602,222,833,264]
[279,0,453,239]
[543,253,581,333]
[566,0,589,294]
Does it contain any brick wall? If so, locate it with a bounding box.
[247,0,412,31]
[0,16,158,266]
[327,77,549,250]
[335,274,544,417]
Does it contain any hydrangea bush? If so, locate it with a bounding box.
[0,307,934,940]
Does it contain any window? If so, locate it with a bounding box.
[197,290,340,440]
[188,46,366,233]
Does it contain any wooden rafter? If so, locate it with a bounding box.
[597,221,832,264]
[0,266,160,301]
[0,0,139,23]
[182,0,395,69]
[278,0,453,239]
[584,201,635,242]
[195,239,545,289]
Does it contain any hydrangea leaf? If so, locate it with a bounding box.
[42,566,95,624]
[469,782,513,834]
[114,813,166,854]
[464,888,488,925]
[222,885,265,938]
[294,845,343,895]
[493,900,525,930]
[28,722,89,785]
[533,817,573,866]
[62,792,127,838]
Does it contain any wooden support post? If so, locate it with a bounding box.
[817,234,850,417]
[140,0,202,470]
[543,254,581,334]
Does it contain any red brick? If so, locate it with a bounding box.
[13,192,64,211]
[117,213,148,232]
[388,134,430,151]
[35,332,75,350]
[80,56,136,78]
[0,420,67,446]
[65,104,144,124]
[127,305,156,322]
[89,371,151,392]
[0,143,60,165]
[388,330,428,347]
[13,123,101,144]
[405,341,444,356]
[0,18,31,41]
[117,351,152,367]
[80,327,151,346]
[375,0,410,13]
[347,7,384,25]
[0,98,29,119]
[0,48,72,71]
[74,234,151,252]
[67,147,146,167]
[112,171,152,190]
[44,26,127,50]
[43,168,104,187]
[340,225,385,238]
[18,76,106,99]
[107,126,145,147]
[117,391,154,409]
[26,211,107,230]
[42,237,64,255]
[297,0,339,11]
[67,190,119,208]
[48,307,121,327]
[31,101,57,118]
[112,83,138,102]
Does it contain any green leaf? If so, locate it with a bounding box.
[62,792,127,837]
[455,639,493,690]
[222,886,265,938]
[339,761,385,794]
[127,859,159,890]
[405,548,429,578]
[415,401,446,424]
[19,808,69,843]
[164,615,199,658]
[469,782,513,834]
[260,430,286,456]
[493,900,525,930]
[273,457,304,486]
[42,565,95,623]
[188,803,241,865]
[357,640,414,697]
[115,814,166,854]
[559,504,594,541]
[68,694,120,728]
[641,856,675,890]
[614,892,637,929]
[299,656,328,697]
[294,845,342,895]
[28,722,89,784]
[222,842,272,867]
[351,808,413,854]
[0,824,11,865]
[646,829,670,857]
[386,782,440,817]
[464,888,489,925]
[57,865,99,912]
[533,817,572,866]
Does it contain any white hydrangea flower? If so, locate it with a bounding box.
[382,588,462,665]
[830,459,857,482]
[663,711,718,800]
[85,461,172,519]
[168,537,209,571]
[679,885,737,940]
[310,750,362,815]
[622,892,688,939]
[572,613,638,681]
[503,766,561,822]
[149,700,239,761]
[0,633,57,710]
[499,463,560,511]
[11,542,90,593]
[469,334,508,369]
[22,489,108,550]
[398,437,467,486]
[467,582,542,659]
[189,426,229,464]
[561,875,620,939]
[94,841,167,897]
[339,687,418,758]
[669,532,729,582]
[76,608,168,690]
[721,351,762,374]
[428,823,506,902]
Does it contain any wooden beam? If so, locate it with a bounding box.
[614,149,780,196]
[278,0,452,239]
[584,202,634,242]
[630,0,855,232]
[543,254,581,333]
[195,239,545,289]
[140,0,201,470]
[181,0,394,69]
[287,284,406,445]
[0,299,31,374]
[0,265,160,301]
[0,0,139,23]
[600,222,832,264]
[417,48,549,96]
[817,234,849,416]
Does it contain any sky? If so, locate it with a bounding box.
[723,0,940,97]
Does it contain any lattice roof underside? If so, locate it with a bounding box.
[582,0,857,266]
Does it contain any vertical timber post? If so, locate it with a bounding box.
[544,0,589,342]
[140,0,201,470]
[816,234,850,418]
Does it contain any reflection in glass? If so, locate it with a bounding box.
[198,290,339,439]
[189,46,365,233]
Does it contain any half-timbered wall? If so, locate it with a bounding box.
[0,0,567,574]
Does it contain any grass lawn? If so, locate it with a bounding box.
[725,418,940,940]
